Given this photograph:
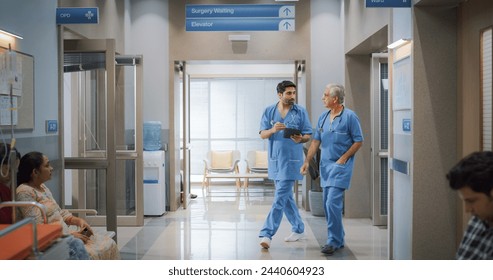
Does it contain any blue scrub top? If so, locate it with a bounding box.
[313,107,363,189]
[260,103,312,180]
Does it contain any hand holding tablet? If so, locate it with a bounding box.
[283,128,301,138]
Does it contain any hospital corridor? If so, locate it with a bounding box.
[116,184,387,260]
[1,0,493,268]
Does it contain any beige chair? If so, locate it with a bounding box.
[245,150,268,187]
[245,150,268,174]
[202,150,241,188]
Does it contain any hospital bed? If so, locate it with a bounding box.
[0,201,71,260]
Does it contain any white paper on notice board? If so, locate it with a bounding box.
[392,56,412,110]
[0,95,18,125]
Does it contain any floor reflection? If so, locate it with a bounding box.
[117,184,388,260]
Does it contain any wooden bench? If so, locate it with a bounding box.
[204,173,299,204]
[204,173,268,189]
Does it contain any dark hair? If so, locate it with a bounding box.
[17,151,44,186]
[446,151,493,196]
[276,80,296,94]
[0,143,21,166]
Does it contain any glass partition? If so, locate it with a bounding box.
[63,42,143,227]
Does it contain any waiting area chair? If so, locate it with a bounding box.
[245,150,268,174]
[244,150,268,187]
[202,150,241,188]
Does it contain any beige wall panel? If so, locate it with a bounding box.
[168,0,312,210]
[344,0,389,54]
[458,1,493,156]
[344,55,372,218]
[412,5,458,259]
[456,0,493,244]
[169,0,311,61]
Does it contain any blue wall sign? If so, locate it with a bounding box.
[366,0,411,8]
[56,7,99,24]
[186,4,295,18]
[186,19,295,32]
[46,120,58,133]
[391,158,409,175]
[186,4,295,32]
[402,119,411,132]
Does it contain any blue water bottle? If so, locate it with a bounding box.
[143,121,162,151]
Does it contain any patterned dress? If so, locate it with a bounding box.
[16,183,120,260]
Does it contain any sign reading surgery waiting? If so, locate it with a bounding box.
[56,7,99,24]
[186,4,295,32]
[365,0,411,8]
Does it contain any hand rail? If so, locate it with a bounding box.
[0,201,48,224]
[67,209,98,215]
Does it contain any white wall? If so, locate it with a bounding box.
[310,0,344,121]
[0,0,59,138]
[390,6,414,261]
[0,0,62,200]
[127,0,169,126]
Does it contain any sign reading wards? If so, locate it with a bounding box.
[365,0,411,8]
[186,4,295,32]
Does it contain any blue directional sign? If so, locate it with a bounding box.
[366,0,411,8]
[186,4,295,18]
[187,19,294,32]
[186,4,295,32]
[56,7,99,24]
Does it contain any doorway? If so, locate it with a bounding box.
[371,54,389,226]
[61,39,144,236]
[173,60,306,209]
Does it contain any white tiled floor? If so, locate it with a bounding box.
[116,183,388,260]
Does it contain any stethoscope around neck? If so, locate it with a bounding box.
[318,107,344,133]
[269,102,298,127]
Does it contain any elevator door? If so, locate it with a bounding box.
[62,40,144,237]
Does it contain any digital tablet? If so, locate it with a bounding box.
[283,128,301,138]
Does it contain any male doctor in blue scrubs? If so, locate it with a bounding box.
[258,80,312,249]
[301,84,363,255]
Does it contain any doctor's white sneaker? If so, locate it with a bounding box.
[284,232,305,242]
[260,237,271,249]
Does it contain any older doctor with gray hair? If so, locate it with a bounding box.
[300,84,363,256]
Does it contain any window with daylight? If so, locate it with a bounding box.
[482,27,492,151]
[189,78,288,177]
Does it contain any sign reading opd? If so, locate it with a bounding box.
[186,4,295,32]
[56,7,99,24]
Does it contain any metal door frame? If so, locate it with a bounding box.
[59,39,144,239]
[180,61,192,209]
[371,53,389,226]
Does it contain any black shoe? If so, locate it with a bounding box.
[190,193,198,199]
[321,244,336,255]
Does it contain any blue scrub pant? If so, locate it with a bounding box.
[323,186,345,248]
[259,180,304,239]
